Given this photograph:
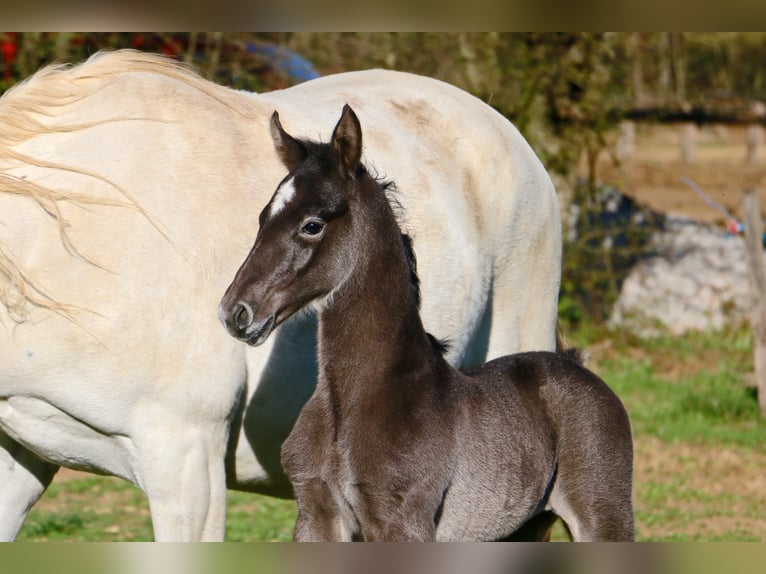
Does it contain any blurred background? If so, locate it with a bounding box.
[3,32,765,542]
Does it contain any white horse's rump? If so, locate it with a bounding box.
[0,50,561,540]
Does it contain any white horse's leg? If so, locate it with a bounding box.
[0,433,59,541]
[133,420,230,541]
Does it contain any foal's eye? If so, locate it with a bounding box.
[300,220,325,237]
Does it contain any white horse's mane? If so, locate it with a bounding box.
[0,50,241,325]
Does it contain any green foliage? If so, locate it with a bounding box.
[17,479,295,542]
[16,475,153,541]
[678,368,758,422]
[0,33,285,95]
[559,181,664,324]
[576,321,766,542]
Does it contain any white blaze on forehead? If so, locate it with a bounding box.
[269,177,296,217]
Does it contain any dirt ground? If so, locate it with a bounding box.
[634,436,766,540]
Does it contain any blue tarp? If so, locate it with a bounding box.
[245,42,320,83]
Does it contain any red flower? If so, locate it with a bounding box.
[1,36,17,64]
[1,33,17,83]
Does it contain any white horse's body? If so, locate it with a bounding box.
[0,51,561,540]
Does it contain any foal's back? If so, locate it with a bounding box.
[436,351,634,542]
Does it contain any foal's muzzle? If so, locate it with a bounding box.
[219,301,275,346]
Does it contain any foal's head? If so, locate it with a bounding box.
[219,105,391,345]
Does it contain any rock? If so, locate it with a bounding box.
[609,215,761,336]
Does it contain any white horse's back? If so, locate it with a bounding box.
[0,50,560,540]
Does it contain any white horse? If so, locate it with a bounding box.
[0,50,561,541]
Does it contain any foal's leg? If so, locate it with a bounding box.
[548,464,635,541]
[292,478,351,541]
[354,490,439,542]
[550,491,635,541]
[361,515,437,542]
[0,433,59,541]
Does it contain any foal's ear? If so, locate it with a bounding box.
[331,104,362,179]
[270,111,306,172]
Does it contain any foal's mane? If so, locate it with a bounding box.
[400,232,450,357]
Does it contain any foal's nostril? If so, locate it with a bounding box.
[232,301,254,334]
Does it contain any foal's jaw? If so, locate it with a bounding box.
[240,313,275,347]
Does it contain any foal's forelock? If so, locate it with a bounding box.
[268,177,297,218]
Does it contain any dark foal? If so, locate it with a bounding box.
[218,105,635,541]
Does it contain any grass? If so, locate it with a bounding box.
[17,480,297,542]
[558,320,763,442]
[17,321,766,542]
[602,356,765,447]
[580,321,766,541]
[17,477,154,542]
[225,492,297,542]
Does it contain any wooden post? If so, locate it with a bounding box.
[204,32,223,80]
[680,122,696,163]
[616,121,636,162]
[184,32,199,64]
[747,102,765,164]
[746,124,763,165]
[742,189,766,417]
[54,32,72,62]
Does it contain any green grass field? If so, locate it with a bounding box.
[17,321,766,542]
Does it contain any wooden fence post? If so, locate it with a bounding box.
[742,189,766,417]
[617,120,636,161]
[746,124,763,165]
[680,122,696,163]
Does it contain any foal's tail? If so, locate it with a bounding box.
[560,347,591,367]
[556,321,591,366]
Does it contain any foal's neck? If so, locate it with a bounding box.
[316,191,443,401]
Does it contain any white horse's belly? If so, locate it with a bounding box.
[0,395,134,480]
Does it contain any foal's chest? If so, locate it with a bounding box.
[282,395,365,505]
